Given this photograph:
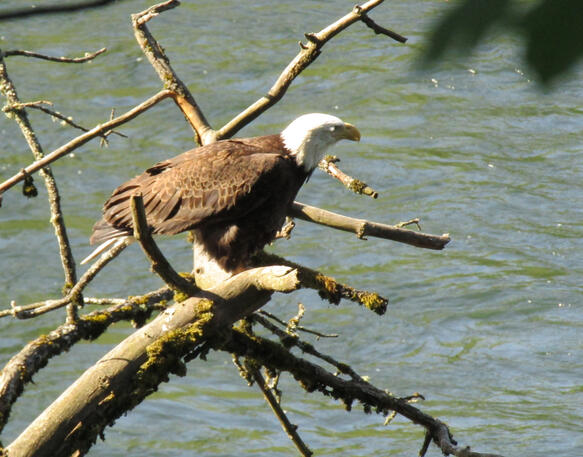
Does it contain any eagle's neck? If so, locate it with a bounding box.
[280,129,332,172]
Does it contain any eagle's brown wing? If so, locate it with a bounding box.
[90,136,296,244]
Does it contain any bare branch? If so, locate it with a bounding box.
[319,155,379,198]
[216,0,393,139]
[0,49,80,319]
[131,0,214,144]
[353,5,408,43]
[254,251,388,315]
[290,201,451,250]
[130,194,199,296]
[0,89,172,197]
[221,328,506,457]
[1,237,130,319]
[252,368,313,457]
[5,265,300,456]
[3,47,107,63]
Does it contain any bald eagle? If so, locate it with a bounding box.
[82,113,360,271]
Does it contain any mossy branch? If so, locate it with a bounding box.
[253,252,388,315]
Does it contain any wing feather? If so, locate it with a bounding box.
[93,136,293,243]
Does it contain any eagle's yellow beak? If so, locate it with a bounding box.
[342,122,361,142]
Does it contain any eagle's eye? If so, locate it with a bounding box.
[329,126,336,132]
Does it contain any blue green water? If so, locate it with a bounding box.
[1,1,582,456]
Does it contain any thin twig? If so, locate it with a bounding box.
[3,47,107,63]
[252,368,313,457]
[4,100,126,139]
[0,89,172,197]
[258,309,339,339]
[318,155,378,198]
[353,5,408,43]
[253,313,361,381]
[1,238,130,319]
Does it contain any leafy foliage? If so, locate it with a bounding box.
[423,0,583,85]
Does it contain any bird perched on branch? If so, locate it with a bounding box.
[82,113,361,271]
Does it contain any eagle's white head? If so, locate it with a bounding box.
[281,113,361,171]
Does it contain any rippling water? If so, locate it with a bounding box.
[1,1,582,456]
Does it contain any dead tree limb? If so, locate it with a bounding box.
[3,47,107,63]
[0,49,80,321]
[0,89,172,197]
[290,202,450,250]
[220,328,505,457]
[0,288,171,433]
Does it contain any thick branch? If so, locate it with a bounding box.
[289,201,451,250]
[0,89,172,197]
[0,288,171,433]
[6,266,300,457]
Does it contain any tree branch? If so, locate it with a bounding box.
[251,368,313,457]
[220,328,506,457]
[0,49,80,321]
[0,288,171,433]
[289,201,451,250]
[130,0,214,144]
[3,47,107,63]
[0,89,172,198]
[131,194,199,296]
[319,155,379,198]
[1,237,131,319]
[216,0,394,140]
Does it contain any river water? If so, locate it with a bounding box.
[1,1,582,456]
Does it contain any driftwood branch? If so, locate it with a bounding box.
[290,201,451,250]
[5,266,300,457]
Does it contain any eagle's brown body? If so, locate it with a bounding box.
[86,113,361,271]
[91,135,308,271]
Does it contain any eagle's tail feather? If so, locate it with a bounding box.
[80,236,132,265]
